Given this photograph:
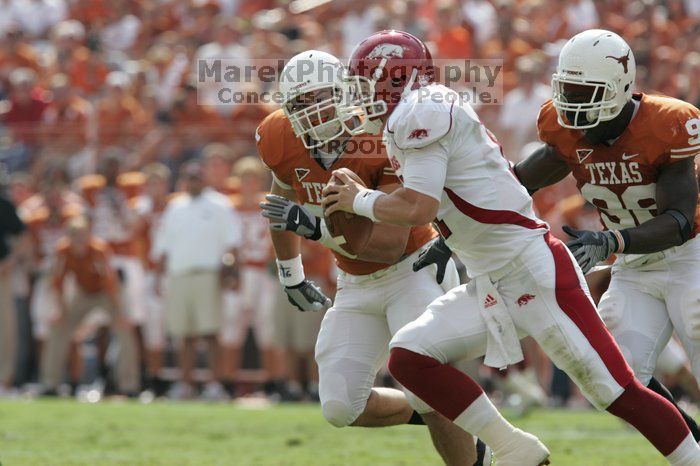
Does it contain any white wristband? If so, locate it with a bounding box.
[352,189,383,222]
[276,255,305,287]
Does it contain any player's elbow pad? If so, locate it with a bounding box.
[663,209,693,244]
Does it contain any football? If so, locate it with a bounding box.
[324,168,375,256]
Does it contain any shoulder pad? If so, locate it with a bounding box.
[388,91,453,150]
[536,100,561,146]
[256,109,295,170]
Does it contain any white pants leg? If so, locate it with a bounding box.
[391,234,634,410]
[663,238,700,385]
[598,268,672,386]
[315,251,458,427]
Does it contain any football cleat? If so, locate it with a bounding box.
[492,428,550,466]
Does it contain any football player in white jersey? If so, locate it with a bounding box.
[323,30,700,465]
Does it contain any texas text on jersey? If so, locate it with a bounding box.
[538,93,700,235]
[256,108,435,276]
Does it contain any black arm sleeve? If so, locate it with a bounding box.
[513,144,572,193]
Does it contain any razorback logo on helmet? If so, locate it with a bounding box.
[408,128,429,140]
[366,44,406,59]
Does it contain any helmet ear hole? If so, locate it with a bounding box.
[624,84,629,92]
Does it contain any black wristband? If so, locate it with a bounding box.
[307,217,322,241]
[618,229,631,253]
[663,209,692,243]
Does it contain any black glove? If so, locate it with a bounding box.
[562,226,619,274]
[412,236,452,284]
[260,194,321,240]
[284,279,332,312]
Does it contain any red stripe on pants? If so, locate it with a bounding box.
[543,232,634,388]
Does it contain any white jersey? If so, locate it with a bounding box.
[384,84,548,276]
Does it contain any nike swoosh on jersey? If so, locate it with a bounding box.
[621,153,639,160]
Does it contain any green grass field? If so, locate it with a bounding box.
[0,400,668,465]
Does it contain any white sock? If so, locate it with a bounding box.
[666,433,700,466]
[453,393,517,453]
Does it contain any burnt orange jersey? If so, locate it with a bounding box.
[53,237,117,295]
[131,194,170,270]
[538,93,700,235]
[23,200,84,267]
[229,193,273,267]
[78,173,143,255]
[256,109,435,275]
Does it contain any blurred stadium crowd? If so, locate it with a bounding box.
[0,0,699,405]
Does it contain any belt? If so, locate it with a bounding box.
[337,244,430,285]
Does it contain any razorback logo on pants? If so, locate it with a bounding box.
[517,293,535,307]
[408,129,429,140]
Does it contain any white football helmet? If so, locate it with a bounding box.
[279,50,354,149]
[552,29,636,129]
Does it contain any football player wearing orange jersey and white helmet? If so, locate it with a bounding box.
[514,29,700,447]
[257,49,488,465]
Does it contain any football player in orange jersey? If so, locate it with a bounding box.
[22,178,84,351]
[515,29,700,448]
[258,50,488,465]
[132,163,172,398]
[219,157,280,397]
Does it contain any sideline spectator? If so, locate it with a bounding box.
[152,161,241,400]
[0,165,26,394]
[41,215,139,396]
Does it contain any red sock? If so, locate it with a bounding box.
[607,378,690,456]
[388,347,484,420]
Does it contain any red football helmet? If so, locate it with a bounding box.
[342,30,433,135]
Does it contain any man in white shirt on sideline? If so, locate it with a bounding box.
[152,161,242,400]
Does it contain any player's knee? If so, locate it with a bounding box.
[321,399,360,428]
[606,378,645,416]
[387,347,436,387]
[598,292,624,331]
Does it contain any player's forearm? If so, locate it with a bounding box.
[514,144,572,192]
[270,230,301,260]
[622,214,690,254]
[371,189,437,227]
[356,223,410,264]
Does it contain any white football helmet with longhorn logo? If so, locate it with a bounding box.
[552,29,636,129]
[278,50,355,149]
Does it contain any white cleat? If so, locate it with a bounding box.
[493,429,550,466]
